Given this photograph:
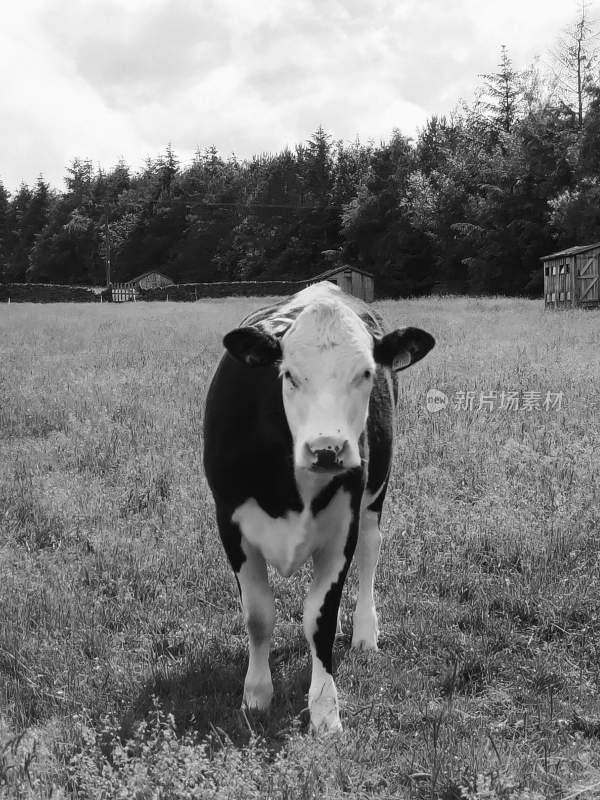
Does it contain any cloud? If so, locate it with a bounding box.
[0,0,585,192]
[41,0,232,108]
[0,1,154,190]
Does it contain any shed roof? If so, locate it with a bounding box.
[540,242,600,260]
[130,270,174,283]
[312,264,375,280]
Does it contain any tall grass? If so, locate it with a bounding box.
[0,297,599,798]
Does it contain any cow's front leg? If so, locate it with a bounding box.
[352,508,381,650]
[238,538,275,710]
[304,518,358,733]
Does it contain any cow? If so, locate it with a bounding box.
[203,282,435,733]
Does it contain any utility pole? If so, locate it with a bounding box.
[104,211,111,287]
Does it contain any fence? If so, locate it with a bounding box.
[111,283,136,302]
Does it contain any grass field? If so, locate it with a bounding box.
[1,296,599,799]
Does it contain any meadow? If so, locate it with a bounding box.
[0,296,599,799]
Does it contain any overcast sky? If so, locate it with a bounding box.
[0,0,583,193]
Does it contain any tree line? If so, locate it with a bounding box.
[1,9,599,297]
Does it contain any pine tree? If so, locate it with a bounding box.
[5,184,33,281]
[552,1,599,129]
[156,143,180,198]
[65,158,94,207]
[27,176,52,237]
[304,126,333,205]
[480,46,523,133]
[0,180,9,279]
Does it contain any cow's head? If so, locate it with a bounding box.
[224,300,434,473]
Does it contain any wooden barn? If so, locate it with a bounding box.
[312,265,375,302]
[542,243,600,309]
[110,271,174,302]
[131,271,174,291]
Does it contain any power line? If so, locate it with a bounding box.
[187,199,343,211]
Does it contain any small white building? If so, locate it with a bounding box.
[311,265,375,302]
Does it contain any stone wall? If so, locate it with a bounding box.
[0,283,99,303]
[0,279,315,303]
[138,280,309,301]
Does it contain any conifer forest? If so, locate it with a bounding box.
[2,23,600,297]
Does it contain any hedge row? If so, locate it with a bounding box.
[0,283,98,303]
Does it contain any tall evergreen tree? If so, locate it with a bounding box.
[303,126,333,205]
[0,180,10,280]
[552,1,598,129]
[64,158,94,207]
[5,184,33,281]
[480,46,523,134]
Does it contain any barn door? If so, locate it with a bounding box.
[546,257,571,306]
[576,254,599,303]
[340,270,353,294]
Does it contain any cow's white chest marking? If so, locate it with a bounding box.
[232,486,352,578]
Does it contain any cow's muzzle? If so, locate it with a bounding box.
[303,438,350,472]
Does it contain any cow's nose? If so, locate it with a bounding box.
[307,436,346,455]
[313,448,339,468]
[305,437,348,468]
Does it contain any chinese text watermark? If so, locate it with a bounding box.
[426,389,564,413]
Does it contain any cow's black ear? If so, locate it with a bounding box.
[223,326,282,367]
[373,327,435,371]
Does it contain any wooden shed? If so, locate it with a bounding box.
[312,265,375,302]
[542,243,600,308]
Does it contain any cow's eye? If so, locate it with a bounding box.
[353,369,373,387]
[283,370,298,387]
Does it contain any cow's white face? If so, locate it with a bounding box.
[222,291,435,475]
[279,301,374,472]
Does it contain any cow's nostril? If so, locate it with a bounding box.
[314,449,338,468]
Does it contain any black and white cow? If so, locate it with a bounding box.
[203,282,434,733]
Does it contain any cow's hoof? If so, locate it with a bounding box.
[243,681,273,711]
[310,709,342,735]
[351,611,379,650]
[351,635,378,651]
[309,686,342,734]
[311,717,342,735]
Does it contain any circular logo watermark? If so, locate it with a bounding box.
[426,388,449,413]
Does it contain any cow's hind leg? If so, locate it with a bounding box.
[352,506,382,651]
[238,538,275,710]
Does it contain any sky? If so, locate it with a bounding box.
[0,0,583,193]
